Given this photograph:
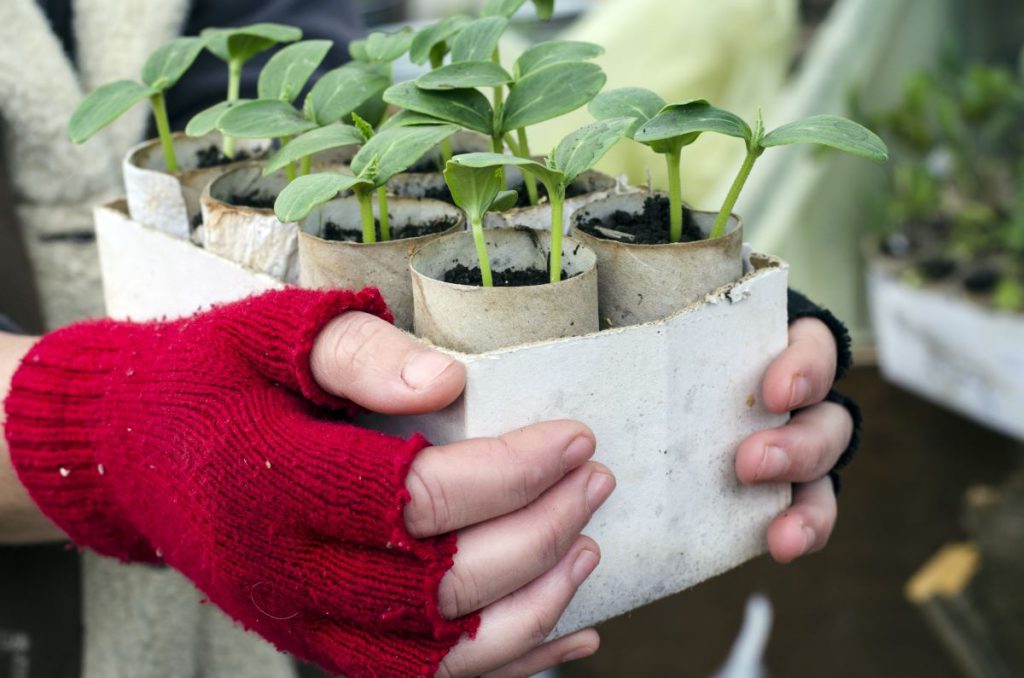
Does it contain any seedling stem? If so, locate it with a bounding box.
[377,188,391,241]
[516,128,540,205]
[471,214,494,287]
[711,146,761,239]
[150,93,179,173]
[666,149,683,242]
[356,186,376,243]
[549,189,565,283]
[224,58,244,158]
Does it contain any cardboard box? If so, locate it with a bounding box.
[95,201,791,637]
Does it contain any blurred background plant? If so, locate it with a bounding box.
[867,52,1024,311]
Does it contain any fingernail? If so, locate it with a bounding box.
[789,376,811,408]
[563,435,595,469]
[802,525,816,554]
[402,351,455,390]
[561,645,596,663]
[571,548,600,586]
[585,472,615,512]
[755,445,789,481]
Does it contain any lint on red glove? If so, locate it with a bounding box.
[4,288,478,677]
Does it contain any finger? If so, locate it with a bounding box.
[439,462,615,618]
[766,477,837,564]
[404,421,596,538]
[483,629,600,678]
[439,536,601,678]
[310,311,465,414]
[762,318,838,413]
[735,402,853,484]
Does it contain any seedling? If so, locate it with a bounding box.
[193,47,393,184]
[635,102,889,239]
[68,37,205,172]
[446,116,633,284]
[199,23,302,158]
[589,87,694,242]
[387,16,604,206]
[442,164,519,287]
[274,123,459,243]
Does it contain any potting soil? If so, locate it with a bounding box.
[578,194,702,244]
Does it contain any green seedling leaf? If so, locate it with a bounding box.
[589,87,666,136]
[552,116,634,184]
[351,112,375,141]
[409,14,472,65]
[349,38,369,62]
[533,0,555,19]
[444,162,505,221]
[141,37,204,91]
[351,123,460,186]
[482,0,553,19]
[307,63,390,125]
[263,124,364,174]
[482,0,526,18]
[417,61,513,90]
[450,152,563,191]
[379,109,449,129]
[258,39,333,103]
[185,99,251,137]
[217,99,317,138]
[501,61,606,134]
[760,115,889,161]
[450,17,508,63]
[68,80,155,143]
[515,40,604,77]
[635,99,752,150]
[203,24,302,63]
[274,172,371,223]
[384,80,493,135]
[359,27,414,63]
[490,189,519,211]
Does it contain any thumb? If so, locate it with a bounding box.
[310,311,466,415]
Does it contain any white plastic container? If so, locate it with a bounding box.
[869,262,1024,442]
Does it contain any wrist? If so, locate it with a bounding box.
[5,322,158,558]
[1,331,66,543]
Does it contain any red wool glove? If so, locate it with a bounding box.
[4,288,478,677]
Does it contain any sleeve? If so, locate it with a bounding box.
[164,0,366,130]
[787,289,860,494]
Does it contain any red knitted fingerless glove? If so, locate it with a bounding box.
[4,288,479,677]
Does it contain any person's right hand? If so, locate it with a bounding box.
[311,311,614,677]
[5,289,612,677]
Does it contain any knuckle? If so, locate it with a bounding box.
[524,606,557,646]
[404,462,452,537]
[535,515,567,569]
[332,313,391,376]
[491,434,541,507]
[442,564,484,619]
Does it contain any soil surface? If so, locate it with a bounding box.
[577,195,702,244]
[421,185,455,204]
[916,256,958,282]
[195,146,251,169]
[510,178,591,208]
[442,264,571,287]
[414,177,593,208]
[963,266,1003,293]
[226,190,277,210]
[322,217,457,243]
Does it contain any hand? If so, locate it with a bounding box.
[6,290,610,678]
[312,311,613,677]
[734,318,853,564]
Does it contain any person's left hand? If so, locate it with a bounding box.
[735,317,854,564]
